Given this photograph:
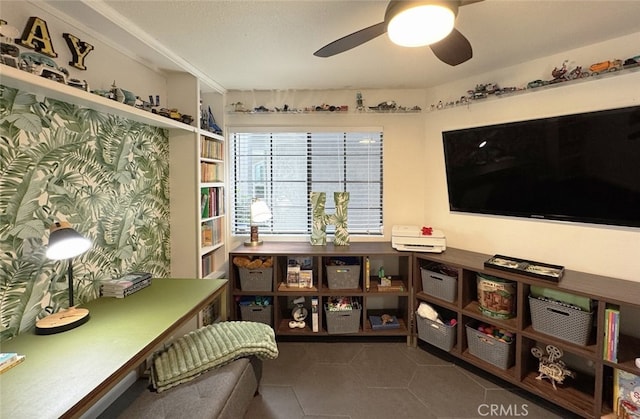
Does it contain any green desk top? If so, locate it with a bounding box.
[0,278,226,419]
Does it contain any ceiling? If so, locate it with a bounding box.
[42,0,640,93]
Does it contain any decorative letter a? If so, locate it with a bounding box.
[310,192,350,246]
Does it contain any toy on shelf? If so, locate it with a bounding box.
[531,344,575,390]
[430,50,640,111]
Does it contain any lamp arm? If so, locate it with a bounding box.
[68,260,74,307]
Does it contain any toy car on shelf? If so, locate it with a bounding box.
[589,59,623,75]
[67,78,89,91]
[0,42,19,68]
[153,107,193,125]
[19,52,69,84]
[527,79,549,89]
[623,55,640,69]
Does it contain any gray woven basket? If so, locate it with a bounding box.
[325,303,361,334]
[239,304,272,326]
[528,296,593,346]
[239,267,273,291]
[326,265,360,289]
[466,324,514,370]
[416,313,456,352]
[421,267,457,302]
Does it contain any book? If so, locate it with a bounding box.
[0,353,18,367]
[101,272,151,289]
[376,280,405,292]
[311,297,319,332]
[101,277,152,298]
[0,354,25,374]
[604,307,620,362]
[299,270,313,288]
[201,187,210,218]
[613,369,640,418]
[286,265,300,288]
[369,315,400,330]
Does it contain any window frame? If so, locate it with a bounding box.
[228,126,384,239]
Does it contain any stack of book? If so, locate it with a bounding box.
[0,352,25,374]
[100,272,152,298]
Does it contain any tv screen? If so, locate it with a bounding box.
[442,105,640,228]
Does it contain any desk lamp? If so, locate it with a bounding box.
[244,199,272,246]
[36,221,91,334]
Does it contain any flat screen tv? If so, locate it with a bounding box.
[442,105,640,228]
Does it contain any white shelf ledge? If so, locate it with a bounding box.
[0,64,197,132]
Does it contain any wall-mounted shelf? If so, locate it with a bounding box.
[0,64,197,131]
[227,109,422,115]
[427,61,640,113]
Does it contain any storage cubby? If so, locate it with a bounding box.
[416,301,458,352]
[413,247,640,418]
[229,242,412,341]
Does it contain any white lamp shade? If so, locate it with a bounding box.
[250,199,272,224]
[46,222,91,260]
[387,4,455,47]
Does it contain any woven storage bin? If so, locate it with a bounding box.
[326,265,360,289]
[239,267,273,291]
[416,313,456,352]
[421,267,457,302]
[528,296,593,346]
[239,304,273,326]
[466,323,514,370]
[325,304,361,334]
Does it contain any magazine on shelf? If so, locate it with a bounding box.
[286,265,300,287]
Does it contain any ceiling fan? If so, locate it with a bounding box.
[314,0,483,66]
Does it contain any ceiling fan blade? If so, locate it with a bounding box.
[429,28,473,66]
[314,22,387,57]
[460,0,484,6]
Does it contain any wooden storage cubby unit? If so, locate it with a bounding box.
[229,241,412,341]
[413,247,640,419]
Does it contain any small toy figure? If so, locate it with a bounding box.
[531,345,575,390]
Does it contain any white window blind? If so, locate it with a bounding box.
[230,129,383,237]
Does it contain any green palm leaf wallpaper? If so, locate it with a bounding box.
[0,84,171,340]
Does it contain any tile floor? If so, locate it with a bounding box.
[244,339,581,419]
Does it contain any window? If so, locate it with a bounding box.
[230,129,383,237]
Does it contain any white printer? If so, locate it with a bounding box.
[391,225,446,253]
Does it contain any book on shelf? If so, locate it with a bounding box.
[613,369,640,418]
[376,280,405,292]
[0,354,25,374]
[201,137,224,160]
[286,265,300,287]
[286,257,313,288]
[201,186,224,219]
[604,306,620,362]
[298,270,313,288]
[201,187,210,218]
[369,315,400,330]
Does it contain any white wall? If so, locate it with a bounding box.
[226,32,640,283]
[423,32,640,282]
[226,88,429,247]
[3,1,168,103]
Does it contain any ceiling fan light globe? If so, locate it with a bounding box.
[387,5,455,47]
